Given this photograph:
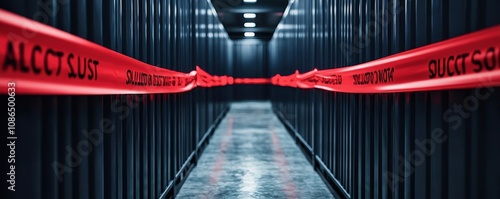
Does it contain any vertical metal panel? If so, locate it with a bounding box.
[1,0,231,198]
[232,42,269,101]
[270,0,500,198]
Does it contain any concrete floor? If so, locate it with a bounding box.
[176,102,335,199]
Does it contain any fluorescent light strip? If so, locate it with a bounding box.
[244,32,255,37]
[243,0,257,3]
[244,22,256,27]
[243,13,256,18]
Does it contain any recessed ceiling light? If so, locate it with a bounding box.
[244,32,255,37]
[243,13,256,19]
[243,0,257,3]
[244,22,256,27]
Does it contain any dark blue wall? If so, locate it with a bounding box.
[231,40,269,101]
[0,0,231,198]
[270,0,500,198]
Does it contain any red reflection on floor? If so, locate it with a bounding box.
[271,127,298,199]
[203,117,233,199]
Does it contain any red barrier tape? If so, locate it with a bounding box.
[196,66,233,87]
[1,9,500,95]
[0,10,199,95]
[234,78,270,85]
[272,25,500,93]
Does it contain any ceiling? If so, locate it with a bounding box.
[211,0,290,40]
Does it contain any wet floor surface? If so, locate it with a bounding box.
[176,102,335,199]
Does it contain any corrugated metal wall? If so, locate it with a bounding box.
[270,0,500,198]
[232,40,269,101]
[0,0,231,198]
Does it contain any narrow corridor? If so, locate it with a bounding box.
[2,0,500,198]
[177,102,334,199]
